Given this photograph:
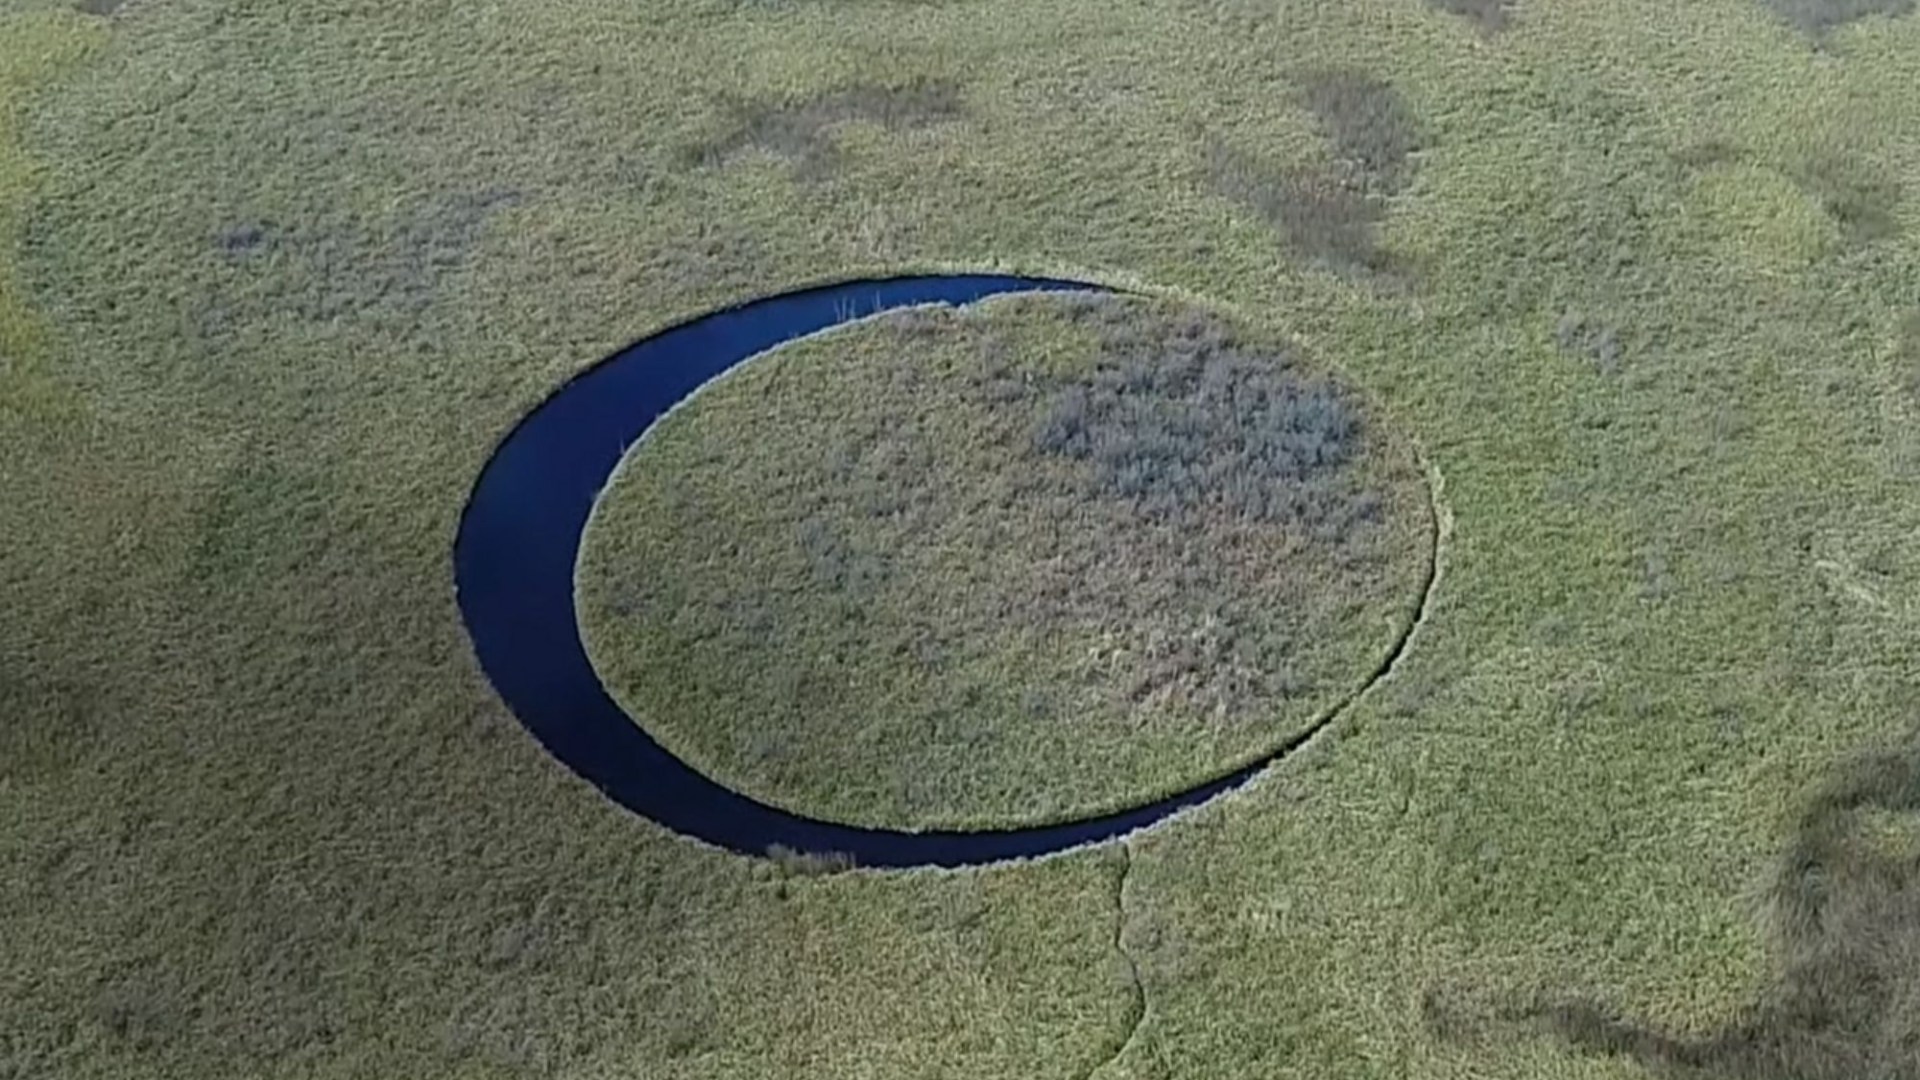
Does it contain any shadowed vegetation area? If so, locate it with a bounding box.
[1900,310,1920,401]
[195,187,524,327]
[1763,0,1914,36]
[689,79,964,179]
[1207,70,1422,280]
[1426,0,1512,32]
[1207,140,1397,277]
[1554,310,1626,374]
[577,294,1432,829]
[4,0,1920,1076]
[1793,156,1903,246]
[1435,734,1920,1079]
[1298,70,1422,195]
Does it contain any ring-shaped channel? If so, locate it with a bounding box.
[453,274,1406,868]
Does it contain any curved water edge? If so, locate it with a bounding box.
[452,274,1441,869]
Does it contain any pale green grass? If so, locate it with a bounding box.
[2,0,1919,1078]
[577,294,1431,829]
[0,6,99,426]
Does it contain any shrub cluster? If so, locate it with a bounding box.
[1018,311,1376,535]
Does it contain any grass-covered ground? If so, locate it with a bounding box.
[578,294,1432,829]
[3,0,1920,1078]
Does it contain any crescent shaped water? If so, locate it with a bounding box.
[452,274,1435,868]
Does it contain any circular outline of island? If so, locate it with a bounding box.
[453,273,1439,869]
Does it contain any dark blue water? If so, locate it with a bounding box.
[452,274,1293,868]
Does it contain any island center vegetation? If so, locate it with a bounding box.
[577,293,1434,830]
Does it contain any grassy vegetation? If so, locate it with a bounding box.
[1764,0,1916,36]
[2,0,1919,1077]
[1425,0,1512,33]
[1900,310,1920,402]
[1206,69,1424,286]
[577,294,1431,828]
[0,5,98,427]
[686,77,964,180]
[1428,730,1920,1079]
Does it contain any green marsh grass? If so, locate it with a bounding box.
[3,0,1919,1076]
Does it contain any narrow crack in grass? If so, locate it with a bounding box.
[1083,842,1146,1080]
